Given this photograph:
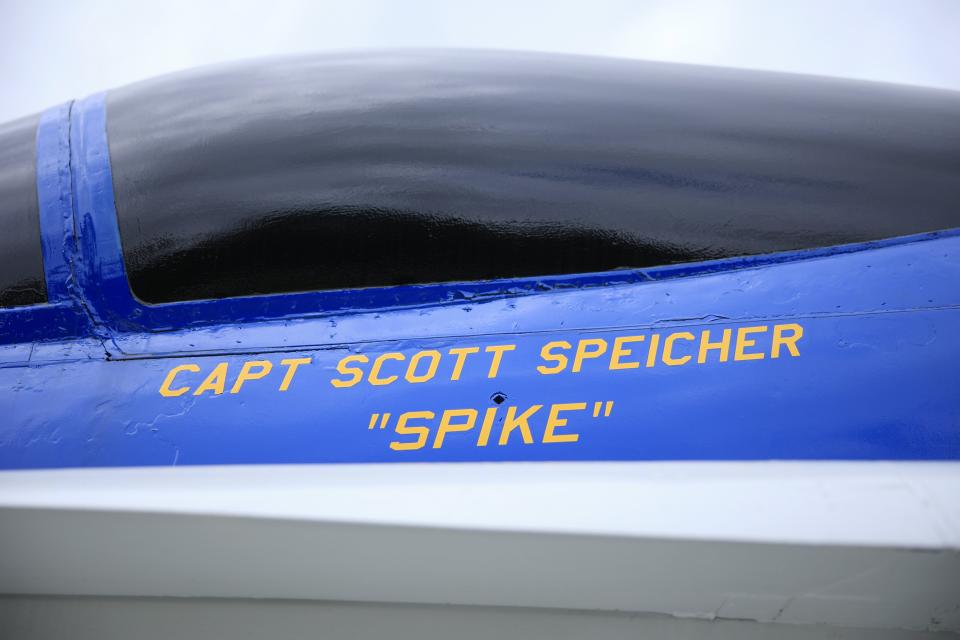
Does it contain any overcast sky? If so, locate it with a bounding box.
[1,0,959,123]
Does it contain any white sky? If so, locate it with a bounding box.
[1,0,959,123]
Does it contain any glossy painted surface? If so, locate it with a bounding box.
[0,53,958,469]
[2,228,960,468]
[106,51,960,303]
[0,107,90,348]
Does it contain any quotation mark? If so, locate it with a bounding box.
[591,401,614,418]
[368,412,392,430]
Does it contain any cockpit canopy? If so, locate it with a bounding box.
[4,51,960,308]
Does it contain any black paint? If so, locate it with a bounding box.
[106,51,960,304]
[0,113,46,308]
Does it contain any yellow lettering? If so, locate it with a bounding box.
[278,357,312,391]
[572,338,608,373]
[543,402,585,443]
[697,329,732,363]
[537,341,571,375]
[406,350,442,384]
[448,346,480,381]
[330,354,369,388]
[476,407,498,447]
[499,405,541,445]
[390,410,433,451]
[609,336,645,370]
[370,352,405,386]
[193,362,229,396]
[230,360,272,394]
[159,364,200,397]
[485,344,516,378]
[735,326,768,361]
[662,332,694,366]
[772,323,803,358]
[646,334,661,367]
[433,408,478,448]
